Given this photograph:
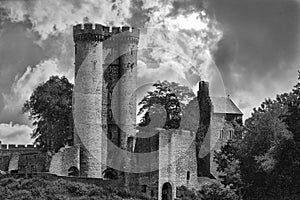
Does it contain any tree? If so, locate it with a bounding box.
[23,76,73,153]
[214,72,300,199]
[137,80,195,129]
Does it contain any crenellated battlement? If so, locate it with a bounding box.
[0,144,37,150]
[73,23,139,42]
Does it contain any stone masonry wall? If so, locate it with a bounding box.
[210,113,235,178]
[173,130,199,190]
[158,129,200,200]
[73,24,139,178]
[73,25,105,177]
[0,145,44,173]
[49,145,80,176]
[158,129,176,200]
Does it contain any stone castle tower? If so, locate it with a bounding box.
[73,23,140,178]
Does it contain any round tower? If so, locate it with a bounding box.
[73,23,139,178]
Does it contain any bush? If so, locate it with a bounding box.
[8,189,34,200]
[0,176,153,200]
[176,186,201,200]
[200,182,238,200]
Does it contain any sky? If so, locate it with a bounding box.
[0,0,299,144]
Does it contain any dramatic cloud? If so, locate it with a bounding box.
[135,0,222,95]
[0,0,222,143]
[0,0,299,144]
[0,18,44,94]
[167,0,300,118]
[1,0,132,39]
[0,59,62,125]
[206,0,300,117]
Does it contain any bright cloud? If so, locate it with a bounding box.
[0,122,33,144]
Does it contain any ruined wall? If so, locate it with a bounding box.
[49,145,80,176]
[196,81,212,177]
[136,171,159,197]
[0,144,45,173]
[18,152,47,174]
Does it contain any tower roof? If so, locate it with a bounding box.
[183,96,243,116]
[210,97,243,115]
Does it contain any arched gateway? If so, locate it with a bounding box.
[162,182,172,200]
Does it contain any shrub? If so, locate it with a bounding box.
[8,189,34,200]
[0,176,154,200]
[176,186,201,200]
[200,182,238,200]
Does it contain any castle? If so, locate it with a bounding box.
[0,23,242,200]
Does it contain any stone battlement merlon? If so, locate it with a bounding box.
[0,144,37,150]
[73,23,140,42]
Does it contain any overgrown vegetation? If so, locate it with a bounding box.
[0,176,152,200]
[214,72,300,200]
[138,80,195,129]
[176,184,238,200]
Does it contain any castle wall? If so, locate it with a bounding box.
[134,131,160,197]
[173,130,198,189]
[49,145,80,176]
[158,129,177,200]
[73,23,139,178]
[18,152,47,174]
[209,113,236,178]
[209,113,225,178]
[0,144,45,173]
[103,27,139,178]
[158,129,199,200]
[136,171,159,197]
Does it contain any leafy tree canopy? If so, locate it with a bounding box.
[23,76,73,153]
[214,71,300,199]
[137,80,195,129]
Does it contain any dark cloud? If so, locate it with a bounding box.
[168,0,205,16]
[207,0,300,93]
[40,31,74,74]
[0,0,298,134]
[0,94,4,112]
[158,0,300,117]
[0,108,29,125]
[0,16,74,125]
[0,19,45,93]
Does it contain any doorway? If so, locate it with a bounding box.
[162,182,172,200]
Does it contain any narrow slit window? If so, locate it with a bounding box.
[187,171,190,180]
[142,185,147,193]
[219,129,224,139]
[229,130,234,139]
